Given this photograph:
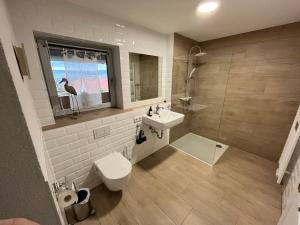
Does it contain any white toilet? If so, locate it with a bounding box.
[94,152,132,191]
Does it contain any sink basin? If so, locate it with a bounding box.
[142,110,184,130]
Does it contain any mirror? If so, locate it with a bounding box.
[129,52,160,102]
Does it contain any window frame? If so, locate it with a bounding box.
[35,34,116,117]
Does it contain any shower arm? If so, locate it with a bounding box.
[188,45,203,57]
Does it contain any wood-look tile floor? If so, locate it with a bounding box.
[77,145,281,225]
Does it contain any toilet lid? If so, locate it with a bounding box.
[94,152,132,180]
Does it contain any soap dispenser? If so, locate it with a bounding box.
[148,106,153,116]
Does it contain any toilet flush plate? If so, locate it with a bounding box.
[93,126,110,139]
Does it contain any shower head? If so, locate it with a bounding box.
[189,45,207,57]
[194,52,207,57]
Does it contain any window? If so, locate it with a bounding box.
[36,38,115,117]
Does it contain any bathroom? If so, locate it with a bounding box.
[0,0,300,224]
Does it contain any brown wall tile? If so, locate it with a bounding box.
[171,22,300,161]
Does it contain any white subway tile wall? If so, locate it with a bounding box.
[7,0,173,127]
[43,106,170,189]
[7,0,173,190]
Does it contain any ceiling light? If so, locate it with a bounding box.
[197,1,219,13]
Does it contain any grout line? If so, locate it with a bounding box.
[180,207,193,225]
[132,156,192,225]
[217,49,234,135]
[125,184,158,225]
[154,203,177,225]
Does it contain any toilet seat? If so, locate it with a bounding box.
[94,152,132,180]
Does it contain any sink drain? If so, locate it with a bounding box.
[216,144,222,148]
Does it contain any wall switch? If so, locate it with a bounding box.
[93,126,110,139]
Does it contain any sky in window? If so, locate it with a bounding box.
[50,60,109,95]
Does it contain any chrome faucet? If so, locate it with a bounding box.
[155,104,164,115]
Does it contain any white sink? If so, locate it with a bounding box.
[142,110,185,130]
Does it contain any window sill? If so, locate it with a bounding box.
[42,107,131,131]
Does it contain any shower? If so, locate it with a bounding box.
[185,45,207,99]
[170,41,228,166]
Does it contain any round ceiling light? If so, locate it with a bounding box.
[197,1,219,13]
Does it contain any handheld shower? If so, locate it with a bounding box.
[187,67,196,80]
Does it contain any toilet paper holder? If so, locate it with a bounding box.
[52,176,69,194]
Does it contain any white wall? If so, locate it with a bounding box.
[7,0,173,126]
[0,0,63,223]
[6,0,174,190]
[0,0,50,181]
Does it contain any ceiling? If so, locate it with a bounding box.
[66,0,300,42]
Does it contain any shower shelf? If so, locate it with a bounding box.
[177,103,208,112]
[179,97,192,102]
